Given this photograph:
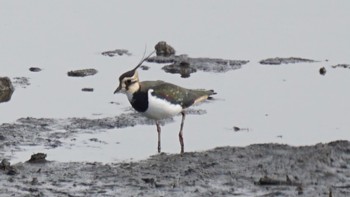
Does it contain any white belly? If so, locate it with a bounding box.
[143,89,183,120]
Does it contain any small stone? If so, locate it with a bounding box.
[27,153,47,163]
[155,41,176,57]
[319,67,326,75]
[29,67,42,72]
[82,88,94,92]
[1,159,11,170]
[31,177,39,185]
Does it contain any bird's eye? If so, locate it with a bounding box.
[126,79,132,85]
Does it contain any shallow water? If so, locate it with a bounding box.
[1,1,350,163]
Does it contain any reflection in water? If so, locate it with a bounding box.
[0,77,14,103]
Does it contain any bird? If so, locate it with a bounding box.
[114,51,216,154]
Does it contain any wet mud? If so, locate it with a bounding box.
[331,64,350,69]
[2,52,350,196]
[259,57,317,65]
[67,69,98,77]
[146,55,249,77]
[101,49,131,57]
[0,108,206,159]
[12,77,30,89]
[1,141,349,196]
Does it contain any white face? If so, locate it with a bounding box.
[115,70,140,95]
[119,76,139,94]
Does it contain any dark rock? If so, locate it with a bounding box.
[31,177,39,185]
[319,67,327,75]
[7,166,18,175]
[101,49,131,57]
[27,153,48,163]
[82,88,94,92]
[0,77,14,103]
[155,41,176,57]
[29,67,42,72]
[0,77,14,92]
[67,69,98,77]
[259,57,317,65]
[0,159,11,170]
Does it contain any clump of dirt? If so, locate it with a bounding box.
[146,55,248,77]
[67,68,98,77]
[101,49,131,57]
[27,153,48,163]
[0,141,348,196]
[331,64,350,69]
[29,67,42,72]
[259,57,317,65]
[12,77,30,88]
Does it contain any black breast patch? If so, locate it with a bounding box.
[130,91,148,112]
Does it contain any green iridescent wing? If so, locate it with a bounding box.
[149,82,214,108]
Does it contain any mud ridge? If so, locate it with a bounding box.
[1,141,349,196]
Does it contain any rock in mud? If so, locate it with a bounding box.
[27,153,48,163]
[0,159,11,170]
[101,49,131,57]
[147,55,248,75]
[29,67,42,72]
[67,68,98,77]
[0,77,14,91]
[0,77,14,103]
[155,41,176,57]
[319,67,327,75]
[82,88,94,92]
[0,159,18,175]
[259,57,317,65]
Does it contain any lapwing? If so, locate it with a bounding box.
[114,52,216,153]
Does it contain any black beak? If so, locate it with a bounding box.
[114,86,121,94]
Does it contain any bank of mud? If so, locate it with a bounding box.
[1,141,349,196]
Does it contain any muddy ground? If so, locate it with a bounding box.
[1,55,350,196]
[1,114,349,197]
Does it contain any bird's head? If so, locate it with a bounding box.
[114,69,140,94]
[114,50,154,95]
